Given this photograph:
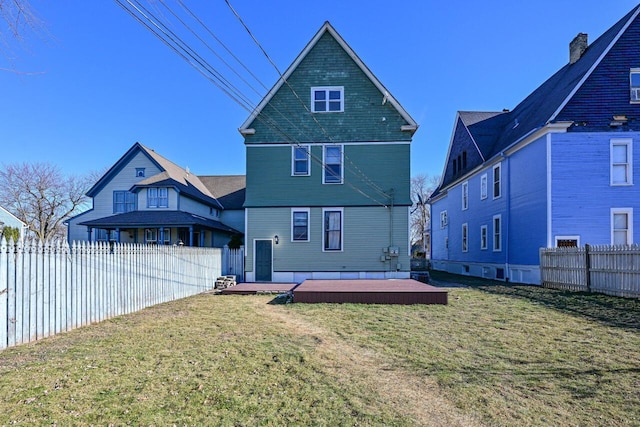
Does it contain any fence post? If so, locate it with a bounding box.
[585,244,591,293]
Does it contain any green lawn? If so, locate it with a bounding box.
[0,272,638,426]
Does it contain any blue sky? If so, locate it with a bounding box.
[1,1,638,181]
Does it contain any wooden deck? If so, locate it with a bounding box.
[293,279,448,305]
[219,283,297,295]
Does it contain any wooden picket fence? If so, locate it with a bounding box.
[540,244,640,298]
[0,239,223,351]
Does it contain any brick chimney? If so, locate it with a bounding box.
[570,33,588,64]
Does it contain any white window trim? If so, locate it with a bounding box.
[291,145,311,176]
[493,163,502,199]
[610,138,633,186]
[440,210,448,228]
[461,181,469,210]
[493,214,502,252]
[322,207,344,252]
[611,208,633,245]
[462,223,468,252]
[291,208,310,242]
[311,86,344,113]
[555,235,581,247]
[480,173,488,200]
[480,225,488,250]
[323,145,344,184]
[630,68,640,103]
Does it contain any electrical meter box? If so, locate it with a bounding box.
[388,246,399,256]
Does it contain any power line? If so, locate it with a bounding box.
[114,0,394,207]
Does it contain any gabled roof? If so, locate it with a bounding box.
[79,210,240,234]
[238,21,417,133]
[433,4,640,198]
[198,175,246,210]
[87,142,223,209]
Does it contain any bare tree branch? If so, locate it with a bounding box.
[0,162,94,241]
[410,174,440,253]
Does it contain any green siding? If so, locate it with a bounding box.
[245,206,409,273]
[245,143,411,207]
[244,32,411,144]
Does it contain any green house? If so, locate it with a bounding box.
[239,22,418,282]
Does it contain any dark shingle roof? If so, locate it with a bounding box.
[198,175,246,210]
[432,4,640,198]
[79,210,240,233]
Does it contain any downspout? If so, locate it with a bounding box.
[388,188,396,272]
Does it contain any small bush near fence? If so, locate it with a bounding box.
[540,244,640,298]
[0,239,223,351]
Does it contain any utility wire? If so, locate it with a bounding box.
[115,0,392,207]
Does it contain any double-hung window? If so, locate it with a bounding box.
[148,187,168,208]
[480,174,488,200]
[630,69,640,102]
[493,214,502,251]
[113,191,136,213]
[480,225,488,250]
[292,145,311,176]
[323,145,343,184]
[440,210,448,228]
[311,86,344,112]
[611,208,633,245]
[462,223,468,252]
[462,181,469,210]
[611,138,633,185]
[493,163,502,199]
[323,208,343,251]
[291,209,310,242]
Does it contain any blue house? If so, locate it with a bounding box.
[67,143,244,247]
[429,5,640,284]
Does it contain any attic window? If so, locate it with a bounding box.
[630,69,640,103]
[136,168,145,178]
[312,87,344,112]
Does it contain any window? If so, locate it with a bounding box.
[480,174,488,200]
[148,187,168,208]
[493,163,502,199]
[323,145,343,184]
[440,211,448,228]
[135,168,145,178]
[311,86,344,112]
[144,228,170,244]
[323,209,343,251]
[113,191,136,213]
[493,215,502,251]
[461,181,469,210]
[556,236,580,247]
[292,145,311,176]
[630,69,640,102]
[462,223,468,252]
[291,209,310,242]
[145,228,157,243]
[611,208,633,245]
[480,225,488,250]
[611,139,633,185]
[96,229,116,242]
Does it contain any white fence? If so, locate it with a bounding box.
[540,244,640,298]
[0,240,223,351]
[222,246,244,282]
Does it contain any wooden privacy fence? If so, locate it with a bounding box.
[540,244,640,298]
[0,240,223,351]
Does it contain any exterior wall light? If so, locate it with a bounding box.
[274,235,279,245]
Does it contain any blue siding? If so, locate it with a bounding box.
[551,132,640,244]
[507,137,548,265]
